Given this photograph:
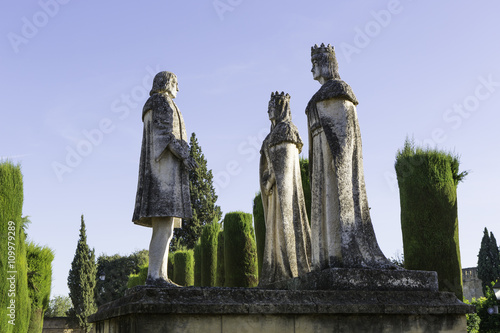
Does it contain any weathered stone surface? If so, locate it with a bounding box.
[90,286,473,332]
[261,267,440,292]
[132,71,197,283]
[259,92,311,285]
[307,43,394,270]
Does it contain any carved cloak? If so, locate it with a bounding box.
[132,92,192,227]
[306,79,393,269]
[259,107,311,285]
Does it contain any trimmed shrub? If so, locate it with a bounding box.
[173,250,194,286]
[201,221,219,286]
[127,264,148,288]
[194,241,201,286]
[26,242,54,333]
[0,161,31,333]
[224,212,258,287]
[253,193,265,278]
[216,230,225,287]
[168,252,175,281]
[395,139,466,299]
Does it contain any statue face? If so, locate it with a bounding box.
[268,104,276,122]
[311,59,322,81]
[167,78,179,98]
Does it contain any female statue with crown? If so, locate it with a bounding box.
[307,44,394,270]
[259,92,312,285]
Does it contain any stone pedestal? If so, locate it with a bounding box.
[90,269,473,333]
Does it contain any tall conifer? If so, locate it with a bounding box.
[67,215,97,332]
[172,133,222,250]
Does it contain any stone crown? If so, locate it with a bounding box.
[311,43,335,56]
[270,91,290,105]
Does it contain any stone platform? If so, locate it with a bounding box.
[89,269,473,333]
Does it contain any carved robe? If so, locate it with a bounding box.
[306,79,392,270]
[133,92,192,227]
[259,110,311,285]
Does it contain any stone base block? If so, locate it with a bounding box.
[261,268,440,292]
[89,286,473,333]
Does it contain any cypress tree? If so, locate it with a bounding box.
[201,220,219,286]
[477,228,500,294]
[67,215,97,332]
[173,250,194,286]
[253,193,265,277]
[193,240,202,286]
[299,157,311,223]
[172,133,222,250]
[395,139,467,299]
[224,212,258,287]
[26,242,54,333]
[489,232,500,282]
[216,230,225,287]
[0,161,31,333]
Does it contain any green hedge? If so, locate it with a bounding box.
[395,140,466,299]
[216,230,225,287]
[173,250,194,286]
[0,161,31,333]
[168,252,175,281]
[223,212,258,287]
[26,242,54,333]
[201,221,219,286]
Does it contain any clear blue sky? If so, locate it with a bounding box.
[1,1,499,297]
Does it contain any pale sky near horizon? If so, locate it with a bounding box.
[1,1,500,297]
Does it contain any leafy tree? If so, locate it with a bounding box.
[469,281,500,333]
[67,215,97,332]
[0,161,31,333]
[45,295,72,317]
[395,139,466,299]
[26,242,54,332]
[95,250,148,306]
[172,133,222,250]
[477,228,500,294]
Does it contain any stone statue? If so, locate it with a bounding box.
[259,92,312,285]
[132,71,197,286]
[306,44,393,270]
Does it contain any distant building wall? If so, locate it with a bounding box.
[462,267,484,301]
[43,317,94,333]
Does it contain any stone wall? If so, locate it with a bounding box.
[42,317,94,333]
[462,267,484,301]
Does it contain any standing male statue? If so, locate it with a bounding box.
[133,71,197,286]
[306,44,393,270]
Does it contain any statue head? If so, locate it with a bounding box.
[268,91,291,126]
[150,71,178,98]
[311,43,340,83]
